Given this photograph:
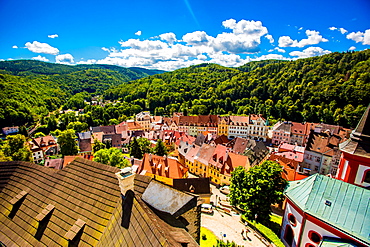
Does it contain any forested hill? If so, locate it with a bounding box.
[0,60,165,94]
[104,50,370,128]
[0,60,165,127]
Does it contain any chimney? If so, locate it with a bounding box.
[116,167,135,195]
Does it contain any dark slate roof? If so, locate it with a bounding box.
[173,177,211,194]
[78,131,91,140]
[0,158,199,246]
[340,105,370,159]
[285,174,370,246]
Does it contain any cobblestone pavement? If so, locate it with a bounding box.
[201,184,268,247]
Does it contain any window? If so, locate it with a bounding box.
[363,169,370,183]
[288,213,297,227]
[308,230,322,244]
[284,225,294,247]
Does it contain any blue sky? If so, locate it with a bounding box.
[1,0,369,71]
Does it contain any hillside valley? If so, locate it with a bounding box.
[0,50,369,129]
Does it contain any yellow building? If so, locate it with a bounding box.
[217,116,229,136]
[184,145,201,174]
[193,144,215,178]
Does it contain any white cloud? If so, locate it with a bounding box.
[329,27,347,34]
[25,41,59,55]
[278,30,328,48]
[274,47,285,53]
[339,28,347,34]
[55,54,74,64]
[348,46,356,51]
[48,34,58,38]
[182,31,213,46]
[346,29,370,45]
[12,45,18,49]
[298,27,303,31]
[80,19,318,70]
[135,31,142,36]
[265,34,274,43]
[289,47,331,59]
[32,55,49,62]
[159,32,177,43]
[252,54,289,61]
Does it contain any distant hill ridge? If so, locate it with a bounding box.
[0,50,369,129]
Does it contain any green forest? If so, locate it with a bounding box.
[104,50,370,127]
[0,50,369,130]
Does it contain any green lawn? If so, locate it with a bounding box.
[200,227,218,247]
[242,215,285,247]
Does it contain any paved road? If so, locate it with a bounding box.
[201,184,268,247]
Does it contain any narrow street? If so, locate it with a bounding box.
[201,184,268,247]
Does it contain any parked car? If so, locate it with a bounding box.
[201,203,214,214]
[220,186,230,195]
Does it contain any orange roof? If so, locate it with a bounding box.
[209,145,228,169]
[223,152,250,176]
[127,121,143,130]
[62,156,78,168]
[138,153,188,179]
[291,122,306,135]
[268,154,300,181]
[33,135,56,147]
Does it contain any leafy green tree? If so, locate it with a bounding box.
[57,129,79,156]
[18,125,28,137]
[93,139,106,153]
[93,148,130,168]
[66,121,88,133]
[154,139,168,156]
[50,129,62,137]
[137,137,152,155]
[214,240,242,247]
[34,132,46,138]
[229,161,288,224]
[129,137,143,159]
[1,134,32,162]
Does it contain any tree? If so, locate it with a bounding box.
[1,134,32,162]
[93,148,130,168]
[93,139,106,153]
[57,129,79,156]
[129,137,143,159]
[137,137,152,155]
[66,121,88,133]
[34,132,46,138]
[229,160,288,224]
[154,139,167,156]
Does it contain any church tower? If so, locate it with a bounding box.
[336,105,370,187]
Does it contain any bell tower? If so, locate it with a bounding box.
[336,105,370,187]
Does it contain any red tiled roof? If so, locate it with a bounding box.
[274,151,304,163]
[138,154,188,179]
[291,122,306,134]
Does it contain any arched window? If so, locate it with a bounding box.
[305,244,315,247]
[288,213,297,227]
[363,169,370,183]
[284,225,294,247]
[308,230,322,244]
